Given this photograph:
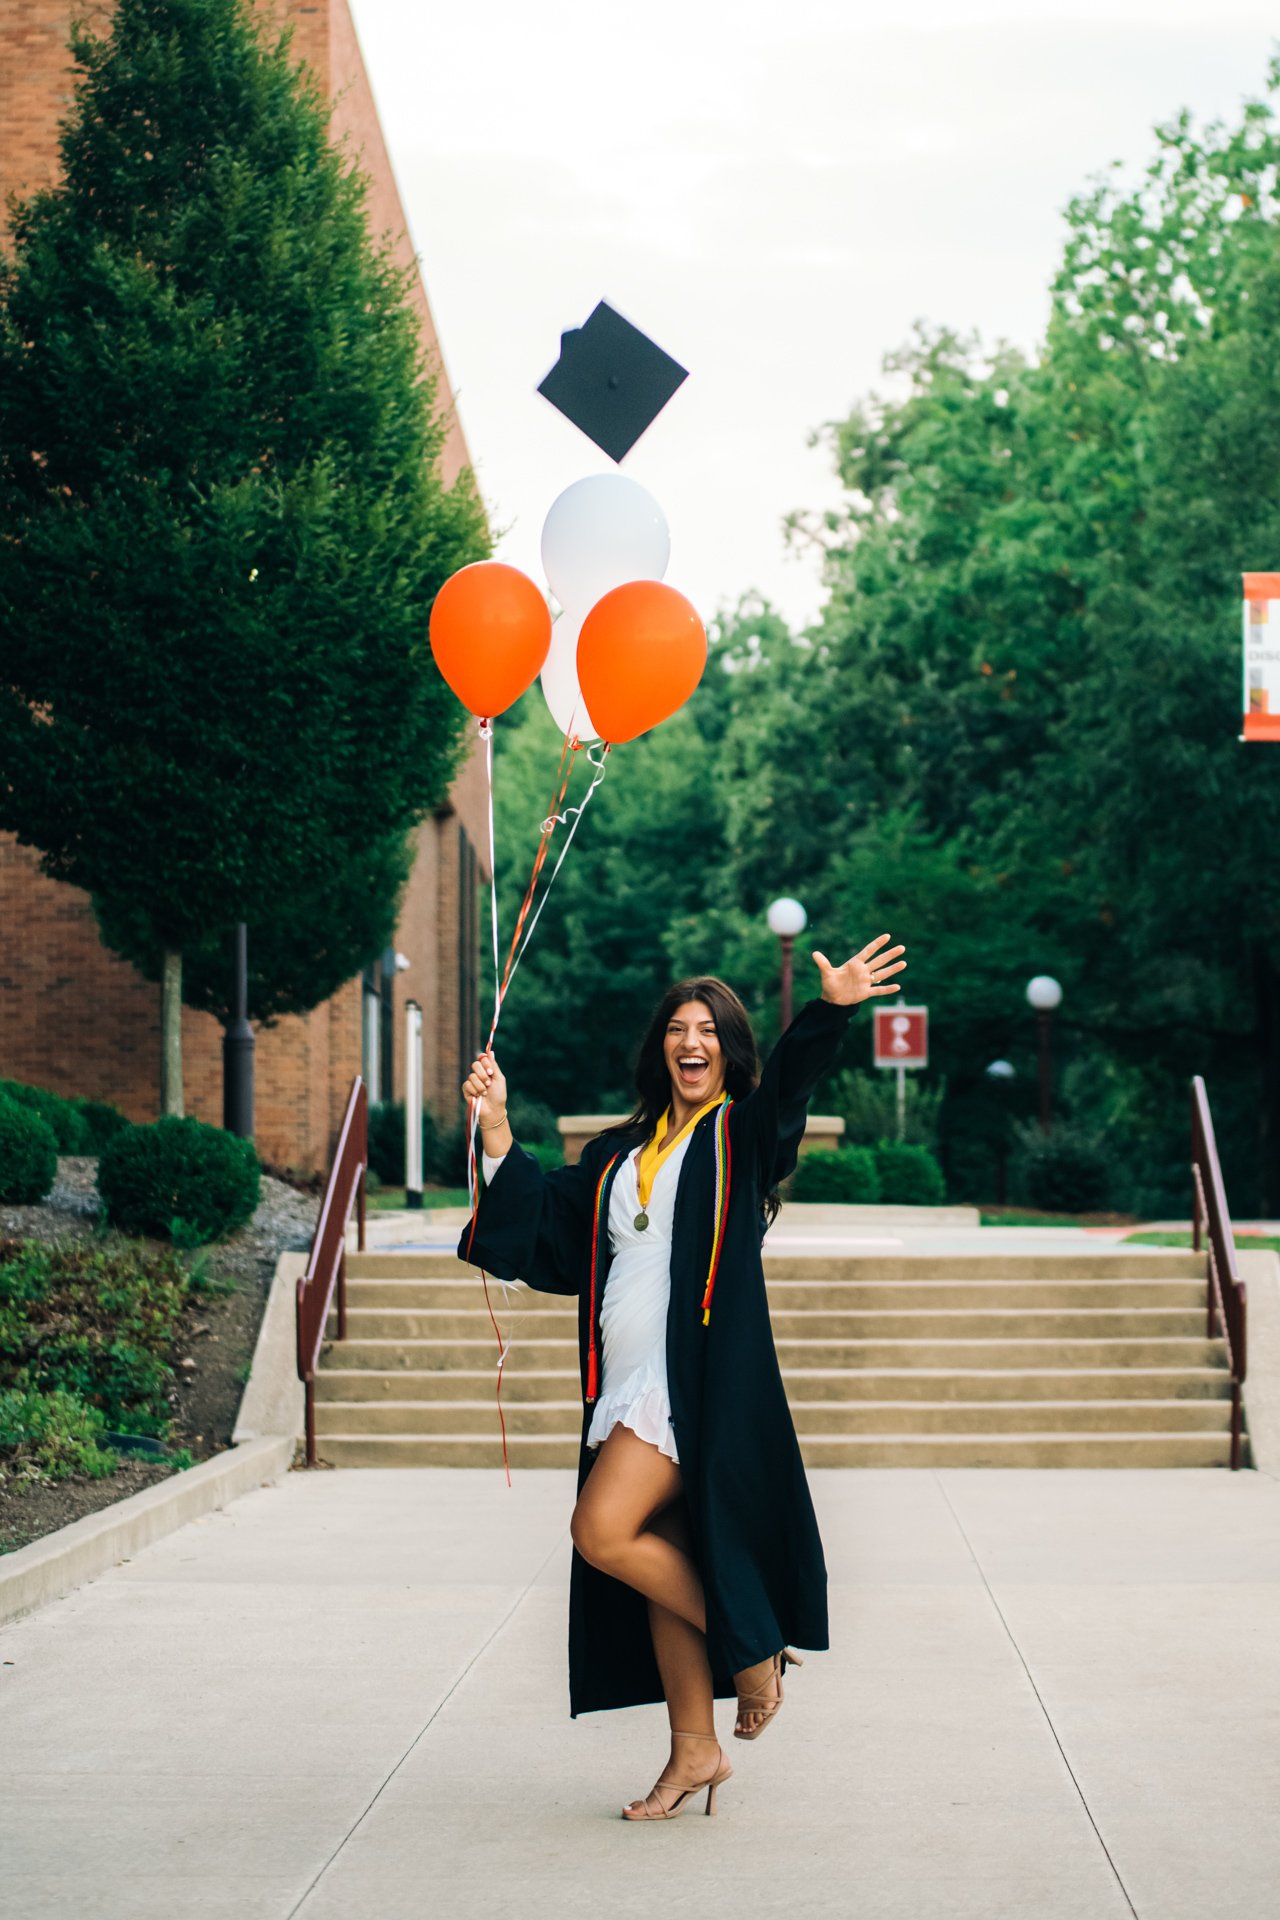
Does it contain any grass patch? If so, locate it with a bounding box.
[365,1185,471,1212]
[1124,1229,1280,1253]
[978,1208,1142,1228]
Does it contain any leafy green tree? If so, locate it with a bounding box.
[0,0,486,1110]
[90,826,415,1024]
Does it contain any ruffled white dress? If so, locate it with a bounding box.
[484,1135,686,1465]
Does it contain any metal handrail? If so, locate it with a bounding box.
[1190,1076,1246,1470]
[297,1075,367,1467]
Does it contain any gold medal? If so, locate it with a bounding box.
[633,1210,650,1231]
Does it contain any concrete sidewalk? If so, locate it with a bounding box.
[2,1467,1278,1920]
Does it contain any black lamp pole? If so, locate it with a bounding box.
[223,921,255,1139]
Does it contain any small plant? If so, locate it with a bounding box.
[507,1093,559,1146]
[98,1115,261,1244]
[1010,1120,1111,1213]
[0,1094,59,1204]
[826,1067,944,1150]
[167,1447,195,1472]
[873,1140,947,1205]
[1,1237,191,1438]
[790,1146,882,1203]
[0,1385,119,1484]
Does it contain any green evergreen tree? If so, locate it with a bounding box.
[0,0,486,1110]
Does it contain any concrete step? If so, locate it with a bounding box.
[313,1364,1233,1405]
[313,1429,1246,1469]
[320,1337,582,1370]
[316,1367,580,1401]
[773,1337,1228,1369]
[319,1334,1229,1373]
[314,1396,1231,1437]
[329,1304,1211,1342]
[760,1253,1209,1281]
[769,1366,1234,1401]
[345,1249,1208,1282]
[794,1432,1247,1468]
[342,1275,1209,1311]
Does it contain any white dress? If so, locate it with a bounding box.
[483,1135,686,1465]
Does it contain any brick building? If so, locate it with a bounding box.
[0,0,486,1170]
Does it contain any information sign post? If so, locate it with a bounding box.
[872,1006,929,1140]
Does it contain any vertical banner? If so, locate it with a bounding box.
[1242,573,1280,741]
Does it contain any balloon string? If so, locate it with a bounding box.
[490,728,578,1020]
[499,741,609,1005]
[466,715,511,1487]
[463,723,606,1488]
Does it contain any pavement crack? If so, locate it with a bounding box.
[932,1470,1139,1920]
[287,1523,569,1920]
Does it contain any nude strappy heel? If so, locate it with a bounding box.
[621,1730,733,1820]
[733,1647,803,1740]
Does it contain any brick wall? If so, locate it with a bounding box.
[0,0,485,1172]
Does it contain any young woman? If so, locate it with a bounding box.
[459,934,907,1821]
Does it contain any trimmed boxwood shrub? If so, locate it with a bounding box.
[873,1140,947,1205]
[0,1095,59,1203]
[74,1097,130,1154]
[97,1115,260,1243]
[1011,1120,1111,1213]
[790,1145,881,1203]
[522,1140,563,1174]
[0,1077,87,1152]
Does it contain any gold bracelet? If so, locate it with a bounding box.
[479,1111,509,1131]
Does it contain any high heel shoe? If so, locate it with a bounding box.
[621,1730,733,1820]
[733,1647,803,1740]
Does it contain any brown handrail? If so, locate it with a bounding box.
[1190,1075,1246,1470]
[297,1075,367,1467]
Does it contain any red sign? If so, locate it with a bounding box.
[873,1004,928,1069]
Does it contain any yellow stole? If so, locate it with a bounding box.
[635,1094,728,1217]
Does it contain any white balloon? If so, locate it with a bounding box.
[541,474,670,610]
[539,610,600,743]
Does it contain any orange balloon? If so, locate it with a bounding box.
[429,562,551,719]
[576,582,707,744]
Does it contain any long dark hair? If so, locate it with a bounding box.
[608,975,783,1226]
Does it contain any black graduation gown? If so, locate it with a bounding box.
[459,994,858,1717]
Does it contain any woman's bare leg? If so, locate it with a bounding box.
[646,1498,715,1736]
[570,1425,705,1629]
[572,1429,722,1802]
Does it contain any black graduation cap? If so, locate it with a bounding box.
[537,301,688,462]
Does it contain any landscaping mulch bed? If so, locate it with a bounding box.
[1,1157,319,1555]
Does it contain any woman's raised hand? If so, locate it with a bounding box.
[813,935,907,1007]
[461,1048,508,1127]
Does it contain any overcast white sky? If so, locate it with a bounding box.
[349,0,1277,630]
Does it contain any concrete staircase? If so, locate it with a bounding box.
[314,1249,1247,1468]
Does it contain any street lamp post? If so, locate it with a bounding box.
[1025,976,1063,1132]
[766,898,807,1032]
[985,1059,1016,1204]
[222,922,255,1139]
[404,999,423,1210]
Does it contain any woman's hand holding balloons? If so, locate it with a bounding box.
[813,935,907,1007]
[462,1050,512,1156]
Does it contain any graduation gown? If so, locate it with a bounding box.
[460,994,857,1717]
